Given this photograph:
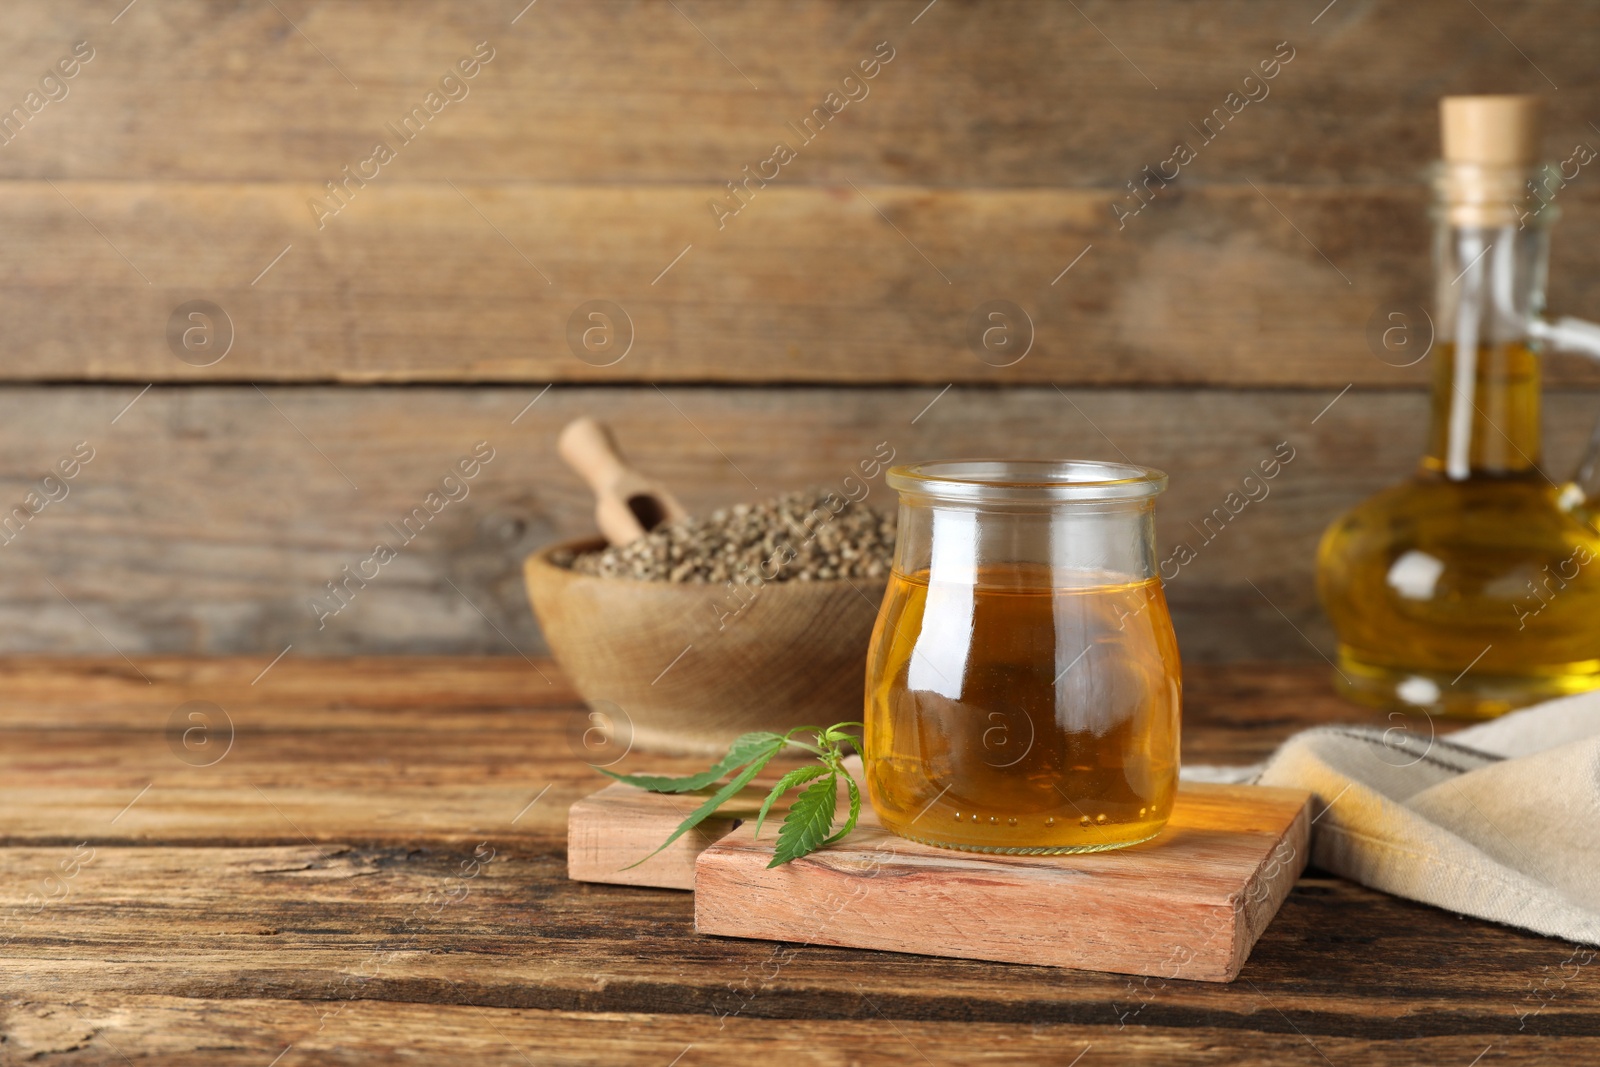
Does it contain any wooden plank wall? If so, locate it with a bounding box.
[2,0,1597,663]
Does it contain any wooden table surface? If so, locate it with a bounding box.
[0,657,1593,1065]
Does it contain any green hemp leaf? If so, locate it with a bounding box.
[598,722,864,869]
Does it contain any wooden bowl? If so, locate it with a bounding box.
[523,538,888,756]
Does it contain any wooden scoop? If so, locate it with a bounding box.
[558,417,687,546]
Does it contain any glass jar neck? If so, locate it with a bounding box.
[893,498,1159,588]
[1424,175,1552,479]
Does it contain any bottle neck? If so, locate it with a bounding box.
[1422,337,1542,477]
[1423,206,1551,479]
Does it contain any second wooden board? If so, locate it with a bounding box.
[693,782,1311,983]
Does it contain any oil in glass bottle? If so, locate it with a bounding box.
[1319,96,1600,718]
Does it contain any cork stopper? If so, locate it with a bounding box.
[1436,96,1545,226]
[1441,95,1543,166]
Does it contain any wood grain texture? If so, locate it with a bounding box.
[0,658,1590,1065]
[9,999,1595,1067]
[3,383,1599,659]
[0,1,1596,383]
[8,181,1600,385]
[0,658,1367,849]
[1,0,1595,186]
[5,851,1590,1035]
[568,782,769,890]
[692,782,1311,981]
[0,656,1382,756]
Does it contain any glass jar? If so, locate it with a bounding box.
[863,460,1181,854]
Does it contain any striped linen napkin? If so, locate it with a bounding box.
[1181,691,1600,944]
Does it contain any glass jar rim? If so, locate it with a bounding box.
[886,459,1167,503]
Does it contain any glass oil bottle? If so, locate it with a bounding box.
[1319,96,1600,718]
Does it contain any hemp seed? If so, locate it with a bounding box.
[554,488,895,583]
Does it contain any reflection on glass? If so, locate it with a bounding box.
[865,461,1181,854]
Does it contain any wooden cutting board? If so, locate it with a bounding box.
[568,773,1310,983]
